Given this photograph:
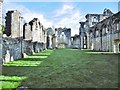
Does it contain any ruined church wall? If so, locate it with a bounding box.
[2,37,22,63]
[2,37,46,64]
[71,37,80,48]
[22,40,33,55]
[92,32,120,52]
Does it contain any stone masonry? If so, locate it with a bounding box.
[0,0,3,66]
[71,34,80,49]
[89,11,120,53]
[1,10,48,64]
[79,8,113,49]
[55,27,71,48]
[5,10,23,38]
[79,8,120,53]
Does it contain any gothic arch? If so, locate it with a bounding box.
[101,23,108,36]
[113,18,120,33]
[83,32,87,49]
[113,18,120,24]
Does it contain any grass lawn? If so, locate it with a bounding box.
[1,49,119,89]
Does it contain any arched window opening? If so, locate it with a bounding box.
[102,24,107,36]
[92,16,98,25]
[119,44,120,52]
[93,16,98,22]
[96,30,99,37]
[113,19,120,33]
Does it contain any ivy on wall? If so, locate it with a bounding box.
[1,25,5,32]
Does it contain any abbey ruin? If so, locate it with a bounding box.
[0,1,120,64]
[79,9,120,53]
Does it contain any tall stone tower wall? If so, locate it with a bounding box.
[0,0,2,35]
[5,10,23,38]
[0,0,2,63]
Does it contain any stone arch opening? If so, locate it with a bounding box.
[113,39,120,53]
[93,16,98,22]
[113,19,120,33]
[119,44,120,52]
[83,32,87,49]
[101,24,107,36]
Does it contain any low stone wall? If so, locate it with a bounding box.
[2,37,47,64]
[22,40,33,55]
[2,37,22,64]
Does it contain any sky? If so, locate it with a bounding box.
[2,1,119,36]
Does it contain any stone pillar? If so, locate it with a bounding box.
[52,36,57,48]
[92,38,95,50]
[81,36,83,49]
[48,35,52,48]
[55,36,58,48]
[87,33,90,49]
[0,0,2,74]
[0,0,2,27]
[114,43,118,53]
[0,37,2,64]
[113,39,120,53]
[44,31,47,50]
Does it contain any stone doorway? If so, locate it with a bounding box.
[83,34,87,49]
[59,44,65,48]
[113,39,120,53]
[119,43,120,52]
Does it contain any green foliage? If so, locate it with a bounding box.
[1,25,5,32]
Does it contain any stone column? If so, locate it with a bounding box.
[0,1,2,77]
[48,35,52,48]
[114,42,118,53]
[44,31,47,50]
[0,37,2,64]
[113,39,120,53]
[55,36,58,48]
[81,36,84,49]
[91,38,95,50]
[19,17,24,58]
[87,33,90,49]
[0,6,3,84]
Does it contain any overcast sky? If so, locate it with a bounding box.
[2,1,119,36]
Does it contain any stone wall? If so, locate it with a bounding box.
[79,9,113,50]
[5,10,23,38]
[1,13,47,64]
[2,37,22,64]
[89,11,120,53]
[2,37,46,64]
[79,9,120,53]
[91,33,120,52]
[71,35,80,48]
[56,28,71,48]
[22,40,33,55]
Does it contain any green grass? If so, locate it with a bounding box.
[1,49,118,89]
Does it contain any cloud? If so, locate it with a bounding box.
[54,4,74,17]
[3,2,53,28]
[3,2,85,36]
[23,13,53,28]
[53,3,85,36]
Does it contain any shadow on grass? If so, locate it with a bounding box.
[31,54,50,56]
[2,49,118,89]
[17,58,47,61]
[2,50,53,89]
